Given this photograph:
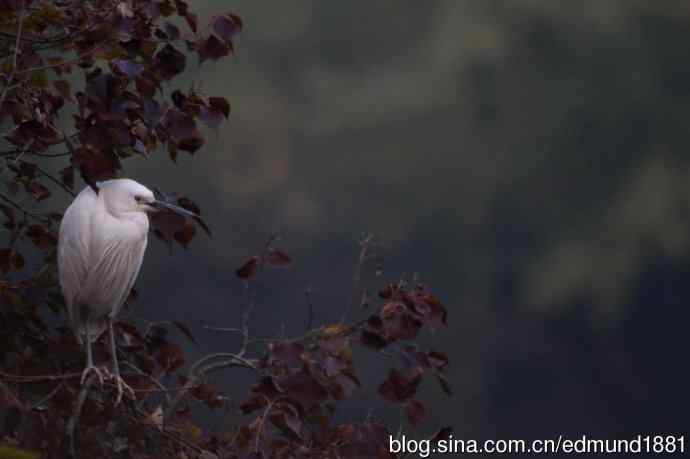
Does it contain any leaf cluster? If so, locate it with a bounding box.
[0,2,453,458]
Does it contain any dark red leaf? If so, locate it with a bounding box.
[378,368,422,402]
[199,105,224,130]
[236,256,259,279]
[428,350,449,371]
[25,181,50,201]
[25,225,57,250]
[173,220,196,248]
[154,44,186,80]
[113,59,144,79]
[431,426,453,443]
[250,376,285,400]
[150,211,186,246]
[270,402,302,437]
[171,89,187,109]
[268,341,305,367]
[281,372,329,405]
[209,96,230,118]
[0,204,15,226]
[162,21,180,40]
[436,373,452,396]
[185,12,198,32]
[405,399,425,429]
[0,248,24,273]
[385,313,422,341]
[176,197,200,214]
[240,395,267,415]
[264,248,292,268]
[14,161,38,181]
[199,35,230,61]
[177,130,204,153]
[190,383,221,408]
[156,342,185,372]
[168,140,178,162]
[172,320,197,344]
[367,314,384,329]
[228,14,243,30]
[53,79,73,101]
[72,146,120,190]
[60,166,74,189]
[378,284,396,299]
[400,345,431,369]
[360,329,387,350]
[174,0,189,15]
[212,14,240,42]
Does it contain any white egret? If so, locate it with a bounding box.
[58,178,196,404]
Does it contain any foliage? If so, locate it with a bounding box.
[0,1,452,458]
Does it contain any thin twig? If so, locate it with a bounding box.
[343,233,374,322]
[164,352,257,423]
[0,149,72,158]
[0,378,22,407]
[255,396,280,454]
[239,280,254,357]
[28,380,65,411]
[305,285,314,331]
[0,3,24,109]
[35,164,76,197]
[0,187,65,226]
[14,47,99,76]
[66,374,95,458]
[121,361,172,405]
[203,326,243,333]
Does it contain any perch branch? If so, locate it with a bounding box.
[66,374,95,458]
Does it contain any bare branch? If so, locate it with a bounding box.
[0,378,22,407]
[343,233,374,322]
[164,352,258,424]
[66,374,95,458]
[35,164,76,197]
[255,396,281,454]
[305,285,314,331]
[0,193,52,225]
[28,381,65,411]
[0,2,25,109]
[239,280,254,356]
[203,325,243,333]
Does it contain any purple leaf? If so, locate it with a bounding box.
[212,14,240,42]
[199,105,224,131]
[114,59,144,79]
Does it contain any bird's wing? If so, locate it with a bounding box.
[58,186,98,325]
[81,233,147,319]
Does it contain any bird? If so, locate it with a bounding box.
[58,178,196,404]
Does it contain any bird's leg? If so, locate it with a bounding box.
[107,317,134,405]
[80,332,104,386]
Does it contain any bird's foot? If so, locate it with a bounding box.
[80,364,106,386]
[104,371,135,406]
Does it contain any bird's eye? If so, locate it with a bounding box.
[134,195,142,203]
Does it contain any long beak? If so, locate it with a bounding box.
[150,199,198,218]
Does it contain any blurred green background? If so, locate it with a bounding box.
[123,0,690,441]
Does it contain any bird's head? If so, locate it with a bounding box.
[98,179,197,218]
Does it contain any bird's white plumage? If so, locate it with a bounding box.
[58,178,195,403]
[58,179,151,343]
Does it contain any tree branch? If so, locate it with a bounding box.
[343,233,374,322]
[35,163,76,197]
[164,352,258,424]
[66,374,95,458]
[0,2,25,110]
[0,192,53,225]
